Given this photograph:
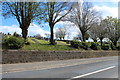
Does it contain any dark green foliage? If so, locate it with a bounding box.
[101,44,109,50]
[110,43,117,50]
[66,40,71,44]
[25,41,30,45]
[81,42,89,50]
[117,45,120,50]
[2,36,24,49]
[90,42,100,50]
[71,40,80,48]
[71,41,89,50]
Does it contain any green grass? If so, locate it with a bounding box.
[28,38,70,45]
[22,44,78,51]
[28,38,49,44]
[56,41,68,45]
[35,39,49,44]
[4,37,120,51]
[28,38,36,44]
[22,38,76,51]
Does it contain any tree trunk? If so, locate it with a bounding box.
[21,28,28,40]
[81,32,85,42]
[113,41,117,46]
[93,39,97,42]
[60,37,62,40]
[100,38,103,46]
[49,23,55,45]
[63,37,64,40]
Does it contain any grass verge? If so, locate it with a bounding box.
[21,44,78,51]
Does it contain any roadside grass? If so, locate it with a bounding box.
[28,38,36,44]
[56,41,69,45]
[28,38,68,45]
[36,39,49,44]
[3,36,120,51]
[22,44,78,51]
[29,38,49,44]
[22,38,76,51]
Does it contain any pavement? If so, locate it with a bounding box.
[2,56,119,79]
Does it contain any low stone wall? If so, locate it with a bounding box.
[2,50,119,64]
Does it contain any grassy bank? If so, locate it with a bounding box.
[22,44,78,51]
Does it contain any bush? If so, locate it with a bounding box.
[101,44,109,50]
[90,42,100,50]
[81,42,89,50]
[117,45,120,50]
[103,42,109,44]
[25,41,30,45]
[49,40,57,45]
[110,43,117,50]
[2,36,24,49]
[66,40,71,44]
[71,41,89,50]
[71,40,80,48]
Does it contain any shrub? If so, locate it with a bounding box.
[49,40,57,45]
[104,42,109,44]
[81,42,89,50]
[2,36,24,49]
[101,44,109,50]
[71,40,80,48]
[90,42,100,50]
[110,43,117,50]
[117,45,120,50]
[25,41,30,45]
[66,40,71,44]
[97,46,101,50]
[71,41,89,50]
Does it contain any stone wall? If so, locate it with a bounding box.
[2,50,118,64]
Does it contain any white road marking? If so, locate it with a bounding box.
[67,66,116,80]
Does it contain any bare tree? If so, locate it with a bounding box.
[55,27,67,40]
[105,16,120,46]
[88,23,99,42]
[40,2,74,44]
[96,19,108,46]
[2,2,41,40]
[76,31,89,41]
[62,2,99,42]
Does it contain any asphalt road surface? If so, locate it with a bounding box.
[2,56,119,79]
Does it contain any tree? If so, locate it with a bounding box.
[2,2,41,40]
[76,31,89,41]
[55,27,67,40]
[40,2,73,44]
[105,16,120,46]
[96,19,108,46]
[7,32,11,35]
[62,2,99,42]
[88,23,99,42]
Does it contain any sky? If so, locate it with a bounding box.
[0,1,118,40]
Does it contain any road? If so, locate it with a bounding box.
[2,56,119,79]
